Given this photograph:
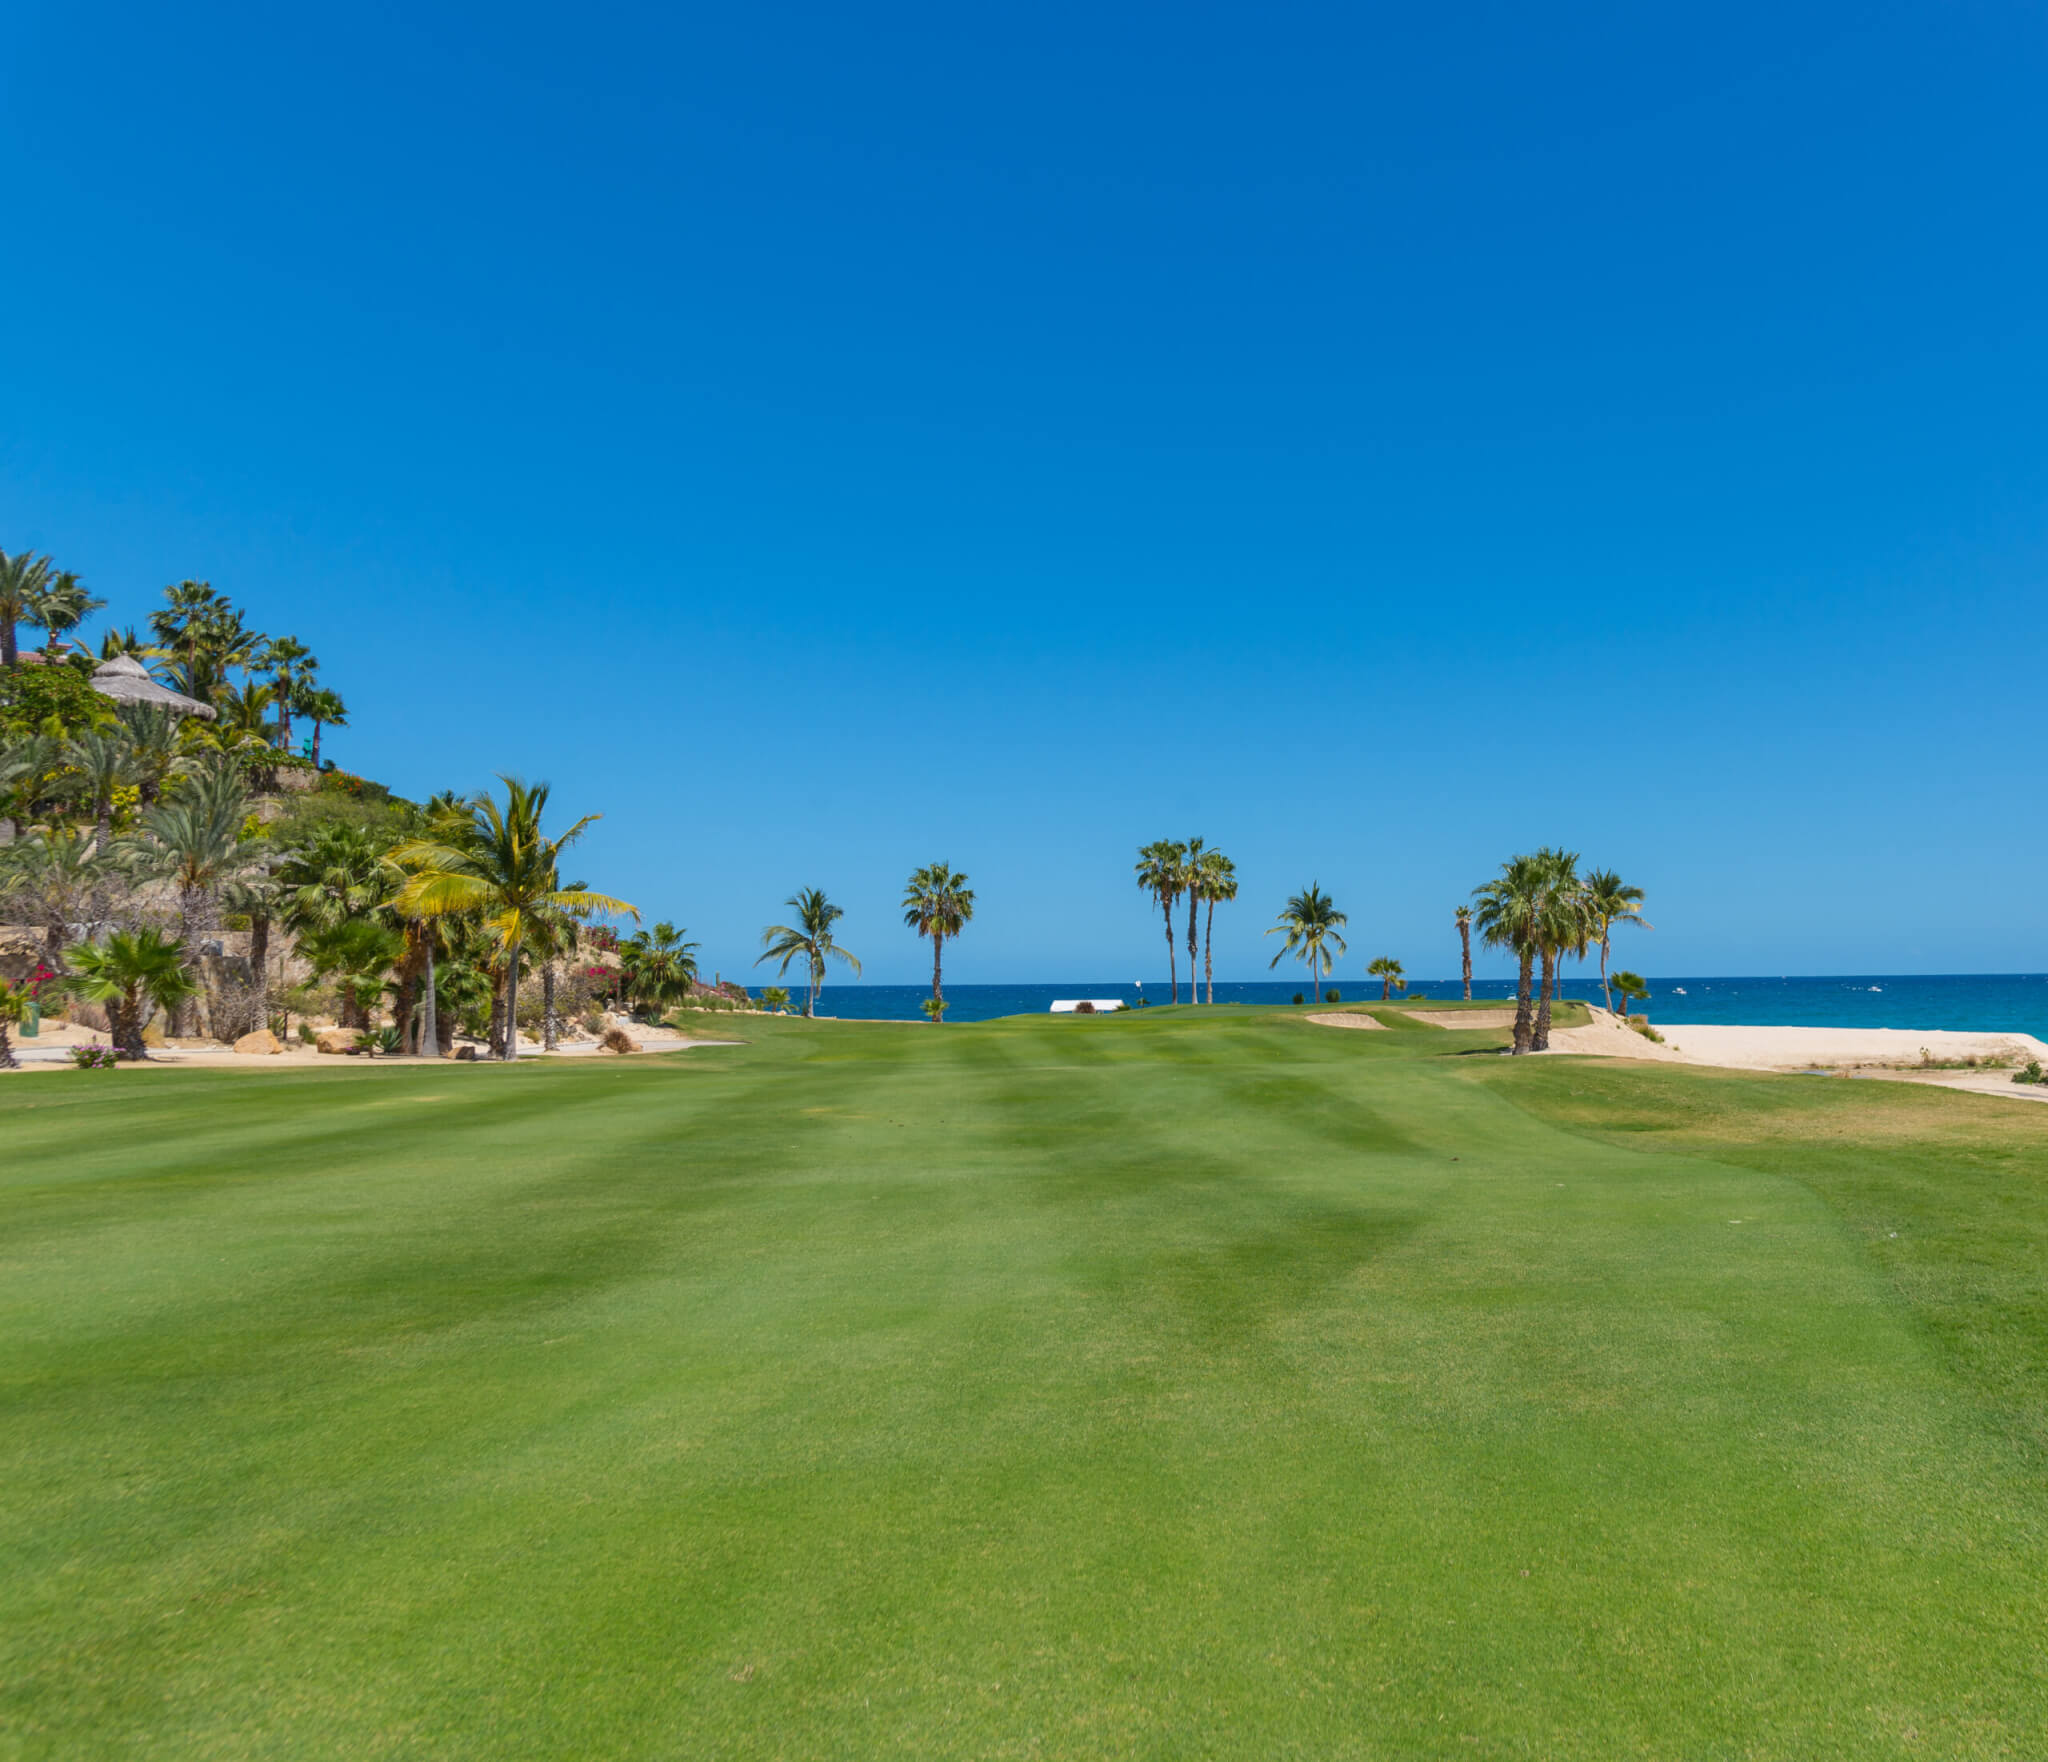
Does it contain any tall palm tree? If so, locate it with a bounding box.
[1182,836,1205,1000]
[1134,840,1187,1003]
[1455,904,1474,1001]
[901,864,973,1021]
[1368,956,1406,1000]
[390,777,636,1061]
[1583,869,1652,1012]
[1267,884,1348,995]
[65,929,197,1058]
[1530,848,1589,1052]
[0,548,57,667]
[1472,854,1545,1054]
[26,571,105,656]
[262,637,315,746]
[148,580,228,680]
[1194,849,1237,1005]
[298,685,347,766]
[759,887,863,1017]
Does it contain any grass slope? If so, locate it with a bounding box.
[4,1009,2046,1759]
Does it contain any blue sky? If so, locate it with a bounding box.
[6,2,2046,984]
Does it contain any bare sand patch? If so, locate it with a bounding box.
[1398,1008,1522,1031]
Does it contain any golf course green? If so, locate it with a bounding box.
[6,1007,2046,1758]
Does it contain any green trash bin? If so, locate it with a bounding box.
[22,1000,39,1038]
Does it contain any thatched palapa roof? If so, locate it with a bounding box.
[90,654,217,720]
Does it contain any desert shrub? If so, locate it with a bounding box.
[582,1009,606,1036]
[70,1043,118,1069]
[1074,1000,1096,1014]
[601,1026,637,1054]
[1324,989,1340,1003]
[1292,993,1304,1006]
[1629,1019,1666,1044]
[2015,1060,2046,1087]
[296,1021,317,1046]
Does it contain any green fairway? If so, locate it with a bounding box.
[5,1010,2047,1759]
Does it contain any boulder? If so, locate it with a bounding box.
[315,1027,357,1055]
[601,1026,642,1054]
[233,1028,284,1056]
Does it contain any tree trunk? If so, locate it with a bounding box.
[1533,949,1556,1050]
[1599,933,1613,1012]
[931,934,943,1022]
[1162,898,1177,1004]
[1204,899,1216,1005]
[114,991,146,1059]
[420,944,438,1057]
[250,910,271,1032]
[311,720,323,767]
[543,962,557,1051]
[1381,975,1391,1000]
[1186,892,1199,1004]
[503,937,521,1060]
[1512,949,1534,1054]
[1460,926,1472,1001]
[0,619,15,668]
[0,1018,15,1070]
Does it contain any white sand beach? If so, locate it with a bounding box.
[1540,1009,2048,1101]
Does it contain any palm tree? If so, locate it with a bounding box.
[26,571,105,656]
[1134,840,1187,1003]
[61,726,137,845]
[1472,854,1545,1054]
[298,685,347,766]
[1530,848,1589,1052]
[390,777,636,1061]
[119,760,268,1031]
[0,828,109,969]
[65,929,197,1058]
[149,580,228,681]
[0,548,57,667]
[1266,884,1348,994]
[901,864,973,1021]
[1583,869,1652,1012]
[1368,956,1406,1000]
[1455,905,1474,1001]
[300,918,405,1029]
[618,921,701,1018]
[760,985,791,1014]
[1182,836,1206,1000]
[1193,849,1237,1005]
[1612,970,1651,1021]
[263,637,316,746]
[115,704,181,806]
[756,889,861,1017]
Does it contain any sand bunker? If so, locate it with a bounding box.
[1305,1011,1385,1030]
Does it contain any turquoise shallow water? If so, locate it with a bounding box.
[803,975,2048,1033]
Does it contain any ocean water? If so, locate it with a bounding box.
[803,975,2048,1035]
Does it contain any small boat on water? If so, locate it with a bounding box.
[1673,986,1687,995]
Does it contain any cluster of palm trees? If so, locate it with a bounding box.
[1471,850,1649,1054]
[753,863,976,1022]
[0,556,348,766]
[1,720,637,1059]
[1134,839,1237,1004]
